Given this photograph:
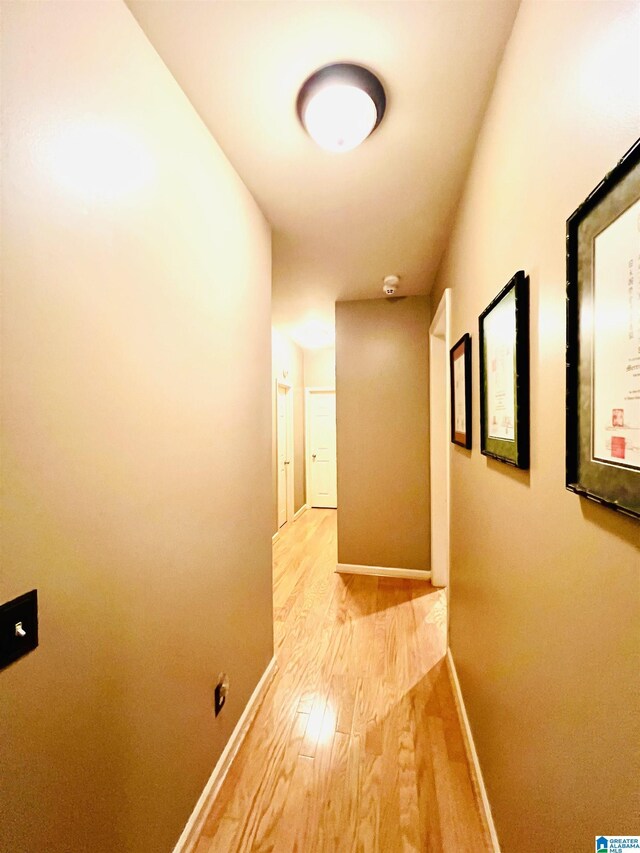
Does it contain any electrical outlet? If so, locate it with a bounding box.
[214,673,229,717]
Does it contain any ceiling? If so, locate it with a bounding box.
[128,0,519,347]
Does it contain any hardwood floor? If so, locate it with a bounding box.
[194,509,491,852]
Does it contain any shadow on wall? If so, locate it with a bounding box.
[579,497,640,546]
[485,455,531,487]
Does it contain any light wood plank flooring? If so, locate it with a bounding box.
[194,509,491,852]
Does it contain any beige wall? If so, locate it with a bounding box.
[304,346,336,389]
[431,1,640,848]
[272,329,306,531]
[336,297,430,570]
[0,4,273,852]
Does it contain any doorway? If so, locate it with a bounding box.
[276,382,294,528]
[429,289,451,588]
[305,388,337,509]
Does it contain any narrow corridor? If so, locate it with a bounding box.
[193,509,490,852]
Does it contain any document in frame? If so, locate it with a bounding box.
[453,351,466,436]
[485,288,516,442]
[592,198,640,471]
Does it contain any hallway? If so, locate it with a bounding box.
[194,510,490,852]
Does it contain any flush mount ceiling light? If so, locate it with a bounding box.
[297,63,386,153]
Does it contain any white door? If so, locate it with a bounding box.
[429,289,451,588]
[277,385,289,528]
[307,390,337,508]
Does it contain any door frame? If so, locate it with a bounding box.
[429,289,451,589]
[276,380,295,526]
[305,386,336,508]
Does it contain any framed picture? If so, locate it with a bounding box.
[450,333,472,448]
[479,271,530,468]
[566,138,640,519]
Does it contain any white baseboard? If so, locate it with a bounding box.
[172,656,278,853]
[272,530,280,544]
[336,562,432,581]
[293,503,309,521]
[446,649,500,852]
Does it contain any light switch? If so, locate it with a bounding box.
[0,590,38,671]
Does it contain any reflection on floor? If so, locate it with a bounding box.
[194,508,490,852]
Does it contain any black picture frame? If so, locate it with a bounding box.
[450,333,472,449]
[566,138,640,519]
[479,271,530,469]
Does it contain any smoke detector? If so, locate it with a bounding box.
[383,274,400,296]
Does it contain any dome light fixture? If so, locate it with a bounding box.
[297,62,386,153]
